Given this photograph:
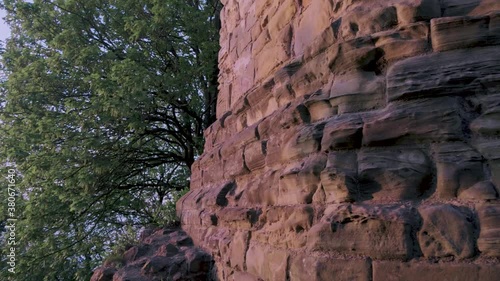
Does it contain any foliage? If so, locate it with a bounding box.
[103,225,139,269]
[0,0,220,280]
[150,187,190,226]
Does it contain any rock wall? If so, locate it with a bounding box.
[178,0,500,280]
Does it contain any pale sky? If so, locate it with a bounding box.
[0,8,11,44]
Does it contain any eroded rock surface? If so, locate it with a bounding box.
[90,228,214,281]
[179,0,500,280]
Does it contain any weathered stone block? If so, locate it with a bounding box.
[290,49,332,97]
[470,100,500,192]
[275,24,293,59]
[289,254,371,281]
[264,136,286,168]
[304,91,336,122]
[244,1,257,29]
[471,106,500,136]
[293,0,334,55]
[190,161,202,190]
[178,208,202,227]
[329,37,382,75]
[358,148,432,200]
[206,116,235,150]
[255,44,290,82]
[220,123,259,159]
[458,181,498,200]
[220,0,240,33]
[234,24,253,57]
[434,142,485,198]
[478,204,500,257]
[232,51,254,97]
[418,205,476,259]
[272,80,295,108]
[302,25,337,62]
[363,97,464,146]
[244,140,267,171]
[470,90,500,113]
[253,28,271,56]
[471,137,500,193]
[203,120,217,151]
[373,261,500,281]
[339,6,398,40]
[395,0,441,24]
[387,46,500,101]
[246,95,279,126]
[217,207,260,229]
[246,242,288,281]
[321,114,363,150]
[274,100,311,131]
[224,148,249,178]
[373,22,430,63]
[181,181,235,211]
[246,78,274,107]
[267,0,296,37]
[202,160,224,186]
[254,205,314,248]
[263,205,314,233]
[217,83,232,119]
[229,231,250,271]
[278,154,326,205]
[307,204,416,259]
[280,123,325,162]
[317,151,358,204]
[236,172,280,207]
[431,15,492,52]
[198,210,215,228]
[155,243,179,258]
[255,0,272,17]
[329,71,385,114]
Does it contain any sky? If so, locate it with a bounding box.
[0,8,9,81]
[0,8,11,44]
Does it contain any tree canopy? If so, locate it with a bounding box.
[0,0,220,280]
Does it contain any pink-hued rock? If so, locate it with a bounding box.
[173,0,500,280]
[358,148,432,200]
[478,204,500,257]
[246,242,288,281]
[307,204,417,260]
[387,46,500,101]
[431,13,500,52]
[329,71,386,114]
[418,205,476,259]
[373,261,500,281]
[91,228,213,281]
[434,142,485,198]
[289,254,371,281]
[363,97,464,145]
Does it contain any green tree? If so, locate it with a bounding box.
[0,0,220,280]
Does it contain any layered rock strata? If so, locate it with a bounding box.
[178,0,500,280]
[91,228,215,281]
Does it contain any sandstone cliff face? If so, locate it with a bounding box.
[178,0,500,280]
